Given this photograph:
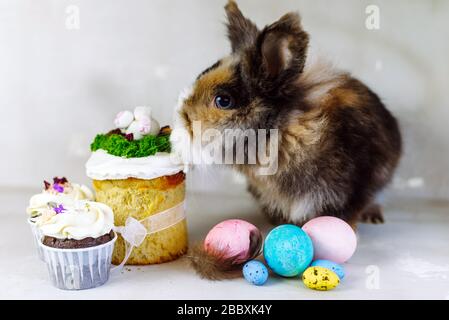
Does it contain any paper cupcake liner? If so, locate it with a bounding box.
[28,219,44,261]
[39,234,117,290]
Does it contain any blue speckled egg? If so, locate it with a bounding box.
[263,225,314,277]
[311,259,345,279]
[243,260,269,286]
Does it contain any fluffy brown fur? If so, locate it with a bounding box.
[187,243,248,280]
[188,244,246,280]
[175,1,402,227]
[188,230,262,280]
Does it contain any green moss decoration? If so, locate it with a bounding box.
[90,133,171,158]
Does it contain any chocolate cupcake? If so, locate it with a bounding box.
[26,177,94,260]
[38,200,116,290]
[42,230,115,249]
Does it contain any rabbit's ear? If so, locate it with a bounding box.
[225,0,258,53]
[257,12,309,79]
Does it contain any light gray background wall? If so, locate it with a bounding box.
[1,0,448,199]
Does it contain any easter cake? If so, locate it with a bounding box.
[86,107,188,265]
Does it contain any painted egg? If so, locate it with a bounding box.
[263,224,314,277]
[243,260,269,286]
[303,216,357,264]
[204,219,262,264]
[311,260,345,280]
[302,266,340,291]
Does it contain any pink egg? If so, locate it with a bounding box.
[302,216,357,264]
[204,219,261,264]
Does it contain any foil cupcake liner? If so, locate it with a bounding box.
[39,234,117,290]
[28,219,44,261]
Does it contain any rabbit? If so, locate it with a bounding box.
[173,0,402,228]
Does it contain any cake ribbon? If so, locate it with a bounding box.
[112,201,186,272]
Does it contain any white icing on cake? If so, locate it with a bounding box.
[85,150,184,180]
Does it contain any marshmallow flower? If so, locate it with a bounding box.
[114,110,134,129]
[126,119,149,140]
[114,106,160,140]
[150,118,160,135]
[134,106,152,121]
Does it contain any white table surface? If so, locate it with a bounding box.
[1,189,449,300]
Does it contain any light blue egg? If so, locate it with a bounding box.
[263,224,314,277]
[243,260,269,286]
[311,259,345,279]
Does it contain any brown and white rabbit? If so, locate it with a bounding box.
[173,0,402,227]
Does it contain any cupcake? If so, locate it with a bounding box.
[86,106,188,265]
[26,177,94,260]
[38,200,116,290]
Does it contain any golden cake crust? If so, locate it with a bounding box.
[93,172,188,265]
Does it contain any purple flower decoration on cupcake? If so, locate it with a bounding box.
[44,180,51,190]
[43,177,68,192]
[54,204,66,214]
[53,177,68,185]
[53,183,64,193]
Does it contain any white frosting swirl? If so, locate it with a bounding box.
[27,183,94,221]
[85,150,184,180]
[65,183,94,201]
[38,201,114,240]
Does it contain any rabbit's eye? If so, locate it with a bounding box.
[214,94,235,109]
